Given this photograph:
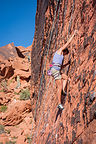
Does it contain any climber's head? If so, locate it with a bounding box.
[62,48,69,55]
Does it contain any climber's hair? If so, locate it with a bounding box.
[63,48,69,55]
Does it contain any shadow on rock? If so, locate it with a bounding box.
[55,109,63,122]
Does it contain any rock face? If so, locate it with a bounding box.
[31,0,96,143]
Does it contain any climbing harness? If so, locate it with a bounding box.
[47,63,61,76]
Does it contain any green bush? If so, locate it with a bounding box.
[0,105,7,112]
[6,141,16,144]
[19,88,30,100]
[1,80,7,91]
[14,92,19,95]
[0,125,5,134]
[27,136,32,144]
[8,78,15,85]
[5,129,11,134]
[0,89,4,92]
[12,136,18,140]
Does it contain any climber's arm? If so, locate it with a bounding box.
[61,60,70,69]
[57,30,78,55]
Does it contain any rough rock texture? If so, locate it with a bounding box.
[0,133,9,144]
[0,43,31,81]
[0,43,33,143]
[31,0,96,143]
[0,100,31,126]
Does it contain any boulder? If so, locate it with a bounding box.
[1,100,31,126]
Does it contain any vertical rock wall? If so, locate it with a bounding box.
[31,0,96,143]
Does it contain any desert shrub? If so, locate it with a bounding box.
[5,129,11,134]
[14,92,19,95]
[0,89,4,92]
[19,88,30,100]
[1,80,7,91]
[12,136,18,140]
[0,105,7,112]
[27,136,32,144]
[6,141,16,144]
[8,78,15,85]
[0,125,5,134]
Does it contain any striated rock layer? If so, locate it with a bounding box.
[31,0,96,144]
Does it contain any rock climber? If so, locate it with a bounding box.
[48,30,78,110]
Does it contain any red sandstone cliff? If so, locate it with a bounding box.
[31,0,96,144]
[0,0,96,144]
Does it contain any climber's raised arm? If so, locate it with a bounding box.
[57,30,78,55]
[47,30,78,110]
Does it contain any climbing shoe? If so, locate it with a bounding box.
[57,104,64,110]
[63,91,67,96]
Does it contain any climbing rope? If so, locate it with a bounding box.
[33,80,58,143]
[29,0,60,143]
[33,0,60,122]
[68,0,75,38]
[53,0,68,54]
[52,0,62,55]
[32,77,52,143]
[61,0,68,34]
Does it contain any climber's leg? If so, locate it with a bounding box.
[62,79,67,92]
[62,73,68,80]
[55,79,64,110]
[61,73,69,93]
[51,68,64,110]
[55,79,62,104]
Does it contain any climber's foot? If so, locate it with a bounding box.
[57,104,64,110]
[63,91,67,95]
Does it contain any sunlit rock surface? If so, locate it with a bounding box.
[31,0,96,143]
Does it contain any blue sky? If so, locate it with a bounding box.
[0,0,37,47]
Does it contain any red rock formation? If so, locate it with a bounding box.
[31,0,96,143]
[0,43,32,143]
[0,133,9,144]
[0,43,31,81]
[1,100,31,126]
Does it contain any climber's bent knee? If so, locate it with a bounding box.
[61,73,68,80]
